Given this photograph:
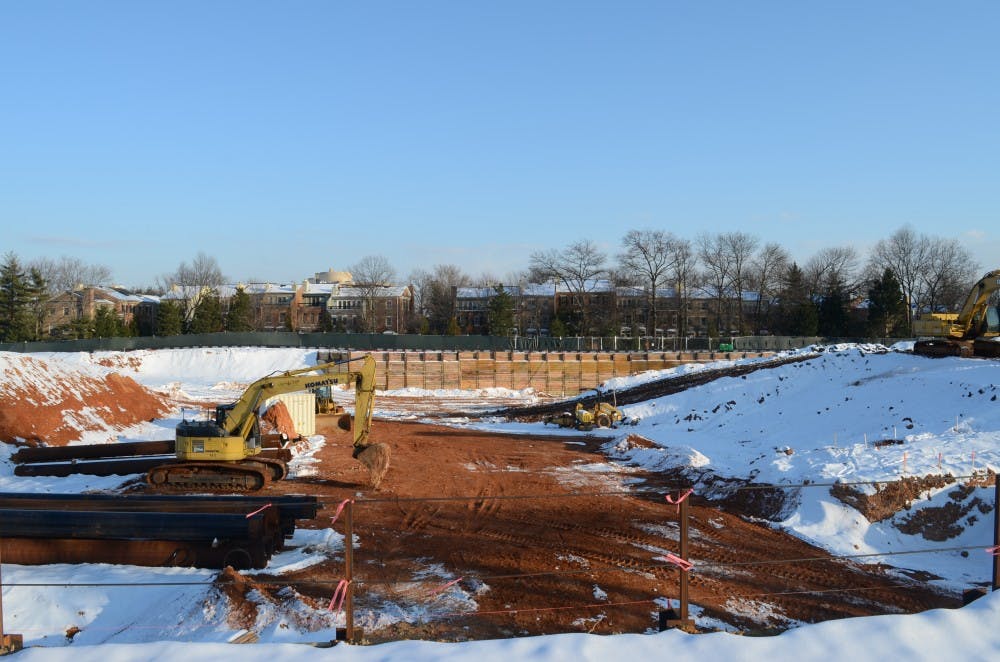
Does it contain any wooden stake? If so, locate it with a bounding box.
[0,540,23,655]
[345,500,355,643]
[679,496,690,622]
[993,475,999,592]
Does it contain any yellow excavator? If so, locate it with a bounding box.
[146,354,389,491]
[913,269,1000,358]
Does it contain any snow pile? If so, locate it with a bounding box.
[41,348,319,401]
[10,591,1000,661]
[3,344,1000,660]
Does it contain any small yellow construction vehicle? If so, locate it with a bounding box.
[311,385,344,415]
[545,402,623,431]
[147,354,388,491]
[913,269,1000,358]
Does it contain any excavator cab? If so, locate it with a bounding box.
[984,305,1000,334]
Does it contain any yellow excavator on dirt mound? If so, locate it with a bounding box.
[147,354,389,491]
[913,269,1000,358]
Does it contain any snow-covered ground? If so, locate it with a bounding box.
[3,344,999,660]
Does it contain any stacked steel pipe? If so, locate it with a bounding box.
[0,492,318,569]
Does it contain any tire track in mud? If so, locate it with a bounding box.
[270,419,957,641]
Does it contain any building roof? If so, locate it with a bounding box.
[328,285,410,298]
[455,285,521,299]
[554,279,615,294]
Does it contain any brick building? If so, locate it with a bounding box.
[43,286,159,337]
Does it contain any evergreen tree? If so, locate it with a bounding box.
[317,308,334,332]
[777,263,818,336]
[93,306,125,337]
[156,300,184,336]
[26,267,49,339]
[817,276,850,337]
[69,315,95,339]
[446,316,461,335]
[867,268,908,337]
[549,317,567,338]
[225,287,254,332]
[0,252,35,342]
[190,291,224,334]
[487,285,516,335]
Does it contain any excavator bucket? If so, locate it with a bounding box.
[354,443,390,488]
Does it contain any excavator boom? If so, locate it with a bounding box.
[913,270,1000,358]
[148,354,387,491]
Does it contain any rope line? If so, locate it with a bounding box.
[0,542,988,589]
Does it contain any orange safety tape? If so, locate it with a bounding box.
[245,502,273,519]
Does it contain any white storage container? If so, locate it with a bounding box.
[263,392,317,438]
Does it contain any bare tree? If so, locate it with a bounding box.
[529,240,607,334]
[159,252,225,292]
[720,232,759,333]
[668,238,697,336]
[29,256,113,294]
[413,264,470,334]
[349,255,398,332]
[157,252,226,326]
[920,237,979,312]
[350,255,396,287]
[472,271,500,288]
[869,226,929,327]
[803,246,861,298]
[618,229,679,335]
[696,233,731,335]
[748,242,790,333]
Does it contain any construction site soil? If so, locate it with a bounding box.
[241,417,957,641]
[0,352,963,641]
[0,358,167,446]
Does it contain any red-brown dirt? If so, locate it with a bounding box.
[258,418,957,641]
[0,353,962,641]
[0,356,168,446]
[261,401,297,439]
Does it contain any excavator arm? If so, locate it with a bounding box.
[215,354,377,452]
[158,354,388,491]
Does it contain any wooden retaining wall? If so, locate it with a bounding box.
[322,350,776,395]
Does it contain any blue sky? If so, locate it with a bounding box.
[1,1,997,287]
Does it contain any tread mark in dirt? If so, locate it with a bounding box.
[399,505,442,533]
[268,419,958,641]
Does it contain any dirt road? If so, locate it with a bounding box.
[266,418,955,641]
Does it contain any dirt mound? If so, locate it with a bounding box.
[262,401,297,439]
[0,353,169,446]
[831,475,957,523]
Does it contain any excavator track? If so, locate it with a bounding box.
[254,456,290,481]
[146,461,275,492]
